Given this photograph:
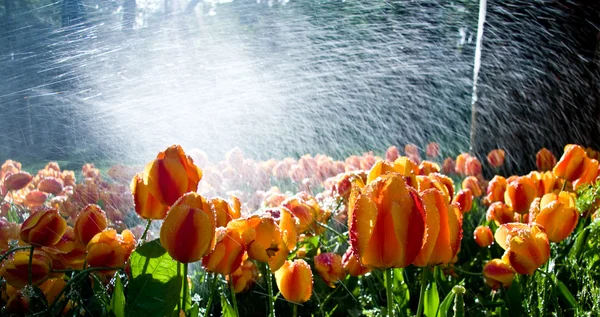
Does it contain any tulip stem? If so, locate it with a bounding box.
[416,268,429,317]
[182,262,189,313]
[205,273,218,317]
[28,245,35,285]
[385,268,395,317]
[140,219,152,242]
[263,263,276,317]
[560,179,567,192]
[229,275,239,317]
[292,303,298,317]
[0,246,32,264]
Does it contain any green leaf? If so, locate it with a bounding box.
[436,290,455,317]
[424,278,439,317]
[126,239,183,317]
[189,303,200,317]
[220,292,237,317]
[505,278,523,317]
[393,268,410,309]
[111,275,126,317]
[556,280,578,310]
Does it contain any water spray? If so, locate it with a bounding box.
[469,0,487,153]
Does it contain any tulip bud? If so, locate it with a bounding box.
[142,144,203,206]
[20,208,67,247]
[341,248,371,277]
[486,202,514,226]
[274,259,313,303]
[485,176,507,204]
[465,156,482,176]
[228,259,259,293]
[487,149,506,168]
[483,259,515,290]
[0,250,52,289]
[533,192,579,242]
[404,144,420,161]
[452,189,473,213]
[442,158,455,175]
[454,153,470,175]
[74,204,108,246]
[536,148,557,171]
[474,226,494,247]
[348,173,425,269]
[504,177,537,215]
[131,173,169,220]
[202,227,245,275]
[494,223,550,275]
[37,177,64,195]
[3,172,33,192]
[24,190,48,208]
[386,146,400,162]
[553,144,587,182]
[160,193,216,263]
[462,176,483,198]
[426,142,440,158]
[314,253,346,288]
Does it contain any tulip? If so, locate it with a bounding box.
[531,192,579,242]
[485,176,507,204]
[202,227,245,276]
[393,157,419,177]
[38,278,67,304]
[212,197,242,228]
[1,217,20,251]
[426,142,440,158]
[413,189,462,266]
[3,172,32,192]
[455,153,470,175]
[553,144,587,182]
[314,253,346,288]
[131,173,169,220]
[160,193,216,263]
[487,149,506,168]
[142,144,203,206]
[530,171,558,196]
[452,189,473,213]
[274,259,313,303]
[572,158,599,190]
[483,259,515,290]
[474,226,494,247]
[428,173,455,203]
[386,146,400,162]
[404,144,420,160]
[442,158,455,175]
[536,148,557,171]
[20,208,67,247]
[86,229,136,272]
[341,247,371,277]
[2,284,30,314]
[465,156,482,176]
[486,202,514,226]
[24,190,48,208]
[504,177,537,215]
[0,250,52,289]
[366,160,397,184]
[276,207,298,252]
[418,161,441,175]
[282,195,318,234]
[74,204,108,246]
[348,173,425,269]
[494,223,550,275]
[37,177,64,195]
[462,176,483,197]
[228,259,259,293]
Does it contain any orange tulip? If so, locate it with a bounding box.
[74,204,108,246]
[504,177,537,214]
[86,229,136,273]
[474,226,494,247]
[160,193,216,263]
[404,144,420,160]
[428,173,455,203]
[572,158,599,190]
[0,217,20,251]
[348,173,425,269]
[275,207,298,252]
[228,259,259,293]
[386,146,400,162]
[418,161,441,175]
[413,189,462,266]
[485,176,507,204]
[486,202,514,226]
[367,160,397,184]
[212,197,241,228]
[452,189,473,213]
[314,253,346,288]
[494,223,550,275]
[131,173,169,220]
[553,144,587,182]
[462,176,483,197]
[282,195,318,234]
[274,259,313,303]
[341,248,371,277]
[483,259,515,290]
[442,158,455,175]
[227,215,287,271]
[0,250,52,289]
[487,149,506,168]
[3,172,32,192]
[20,208,67,247]
[38,278,67,304]
[465,156,482,176]
[454,153,470,175]
[202,227,245,275]
[392,157,419,177]
[531,192,579,243]
[536,148,557,171]
[142,144,203,206]
[37,177,64,195]
[426,142,440,158]
[531,171,558,196]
